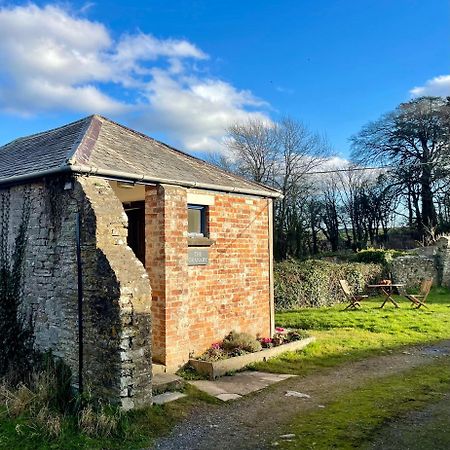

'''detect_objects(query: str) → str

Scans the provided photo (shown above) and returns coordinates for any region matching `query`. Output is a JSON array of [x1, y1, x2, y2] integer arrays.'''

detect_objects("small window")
[[188, 204, 207, 237]]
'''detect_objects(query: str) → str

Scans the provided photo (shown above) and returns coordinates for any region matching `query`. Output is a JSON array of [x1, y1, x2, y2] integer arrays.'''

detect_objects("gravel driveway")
[[152, 340, 450, 450]]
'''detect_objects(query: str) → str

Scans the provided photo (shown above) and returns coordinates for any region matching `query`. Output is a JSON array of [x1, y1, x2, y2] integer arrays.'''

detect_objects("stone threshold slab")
[[189, 336, 315, 380], [153, 391, 187, 405], [189, 371, 296, 401], [153, 373, 184, 395]]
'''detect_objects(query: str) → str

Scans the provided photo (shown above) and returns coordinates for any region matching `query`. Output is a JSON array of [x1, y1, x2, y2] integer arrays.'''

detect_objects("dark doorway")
[[124, 201, 145, 264]]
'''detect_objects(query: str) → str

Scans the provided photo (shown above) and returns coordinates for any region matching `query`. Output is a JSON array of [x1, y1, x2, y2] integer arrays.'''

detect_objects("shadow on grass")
[[254, 288, 450, 376]]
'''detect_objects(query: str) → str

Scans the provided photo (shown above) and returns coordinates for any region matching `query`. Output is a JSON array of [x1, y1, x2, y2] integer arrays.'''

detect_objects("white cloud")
[[114, 33, 208, 67], [0, 5, 112, 82], [0, 4, 119, 113], [0, 80, 126, 116], [0, 3, 270, 152], [140, 70, 269, 151], [410, 75, 450, 97]]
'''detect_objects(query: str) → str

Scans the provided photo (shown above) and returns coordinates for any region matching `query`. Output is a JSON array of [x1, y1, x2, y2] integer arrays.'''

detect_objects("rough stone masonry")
[[0, 175, 152, 409], [391, 236, 450, 289]]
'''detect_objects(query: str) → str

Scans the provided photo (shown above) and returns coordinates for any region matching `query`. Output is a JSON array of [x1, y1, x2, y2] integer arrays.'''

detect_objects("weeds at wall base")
[[0, 355, 124, 441]]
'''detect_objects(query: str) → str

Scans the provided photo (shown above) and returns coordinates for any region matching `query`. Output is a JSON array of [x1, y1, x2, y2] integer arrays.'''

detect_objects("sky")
[[0, 0, 448, 159]]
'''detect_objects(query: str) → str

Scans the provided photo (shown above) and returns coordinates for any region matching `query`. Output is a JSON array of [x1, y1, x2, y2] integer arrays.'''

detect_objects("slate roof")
[[0, 115, 281, 197]]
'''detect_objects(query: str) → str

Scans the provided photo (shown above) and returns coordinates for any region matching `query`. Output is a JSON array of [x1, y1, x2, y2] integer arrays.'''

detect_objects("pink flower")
[[211, 342, 222, 350], [260, 337, 273, 344], [275, 327, 286, 333]]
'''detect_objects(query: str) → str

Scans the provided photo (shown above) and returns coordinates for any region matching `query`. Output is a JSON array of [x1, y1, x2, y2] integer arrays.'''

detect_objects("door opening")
[[123, 201, 145, 264]]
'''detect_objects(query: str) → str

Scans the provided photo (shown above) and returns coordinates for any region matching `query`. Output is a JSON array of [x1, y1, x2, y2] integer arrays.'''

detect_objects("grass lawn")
[[253, 287, 450, 375], [278, 358, 450, 449], [254, 287, 450, 449]]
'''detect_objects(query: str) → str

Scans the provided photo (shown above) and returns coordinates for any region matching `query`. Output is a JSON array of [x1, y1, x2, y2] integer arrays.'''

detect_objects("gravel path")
[[153, 341, 450, 450]]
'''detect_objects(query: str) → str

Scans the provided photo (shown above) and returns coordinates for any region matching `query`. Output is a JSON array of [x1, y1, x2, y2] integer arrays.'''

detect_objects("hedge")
[[274, 259, 384, 310], [352, 248, 407, 267]]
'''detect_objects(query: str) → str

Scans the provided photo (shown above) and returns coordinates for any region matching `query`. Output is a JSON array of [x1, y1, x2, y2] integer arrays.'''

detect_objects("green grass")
[[2, 288, 449, 449], [0, 385, 218, 450], [278, 359, 450, 449], [254, 287, 450, 375]]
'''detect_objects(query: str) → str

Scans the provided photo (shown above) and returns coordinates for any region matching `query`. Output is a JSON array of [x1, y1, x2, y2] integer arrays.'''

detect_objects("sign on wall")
[[188, 248, 209, 266]]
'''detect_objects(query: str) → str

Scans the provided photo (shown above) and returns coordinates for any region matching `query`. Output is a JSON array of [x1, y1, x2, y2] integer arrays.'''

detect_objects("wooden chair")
[[405, 279, 432, 309], [339, 279, 368, 310]]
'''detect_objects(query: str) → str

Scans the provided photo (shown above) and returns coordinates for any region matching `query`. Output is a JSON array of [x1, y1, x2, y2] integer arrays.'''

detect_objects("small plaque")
[[188, 248, 209, 266]]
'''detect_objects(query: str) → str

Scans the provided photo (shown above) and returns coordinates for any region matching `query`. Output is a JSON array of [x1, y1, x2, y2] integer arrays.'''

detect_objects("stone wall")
[[0, 176, 152, 409], [391, 255, 438, 289], [146, 185, 272, 370], [437, 236, 450, 288], [391, 235, 450, 290]]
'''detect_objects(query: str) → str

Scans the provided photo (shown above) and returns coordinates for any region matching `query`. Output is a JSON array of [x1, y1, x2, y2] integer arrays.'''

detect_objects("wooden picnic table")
[[367, 283, 405, 308]]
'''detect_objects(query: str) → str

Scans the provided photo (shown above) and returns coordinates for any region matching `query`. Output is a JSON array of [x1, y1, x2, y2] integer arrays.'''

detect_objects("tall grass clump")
[[0, 353, 123, 439]]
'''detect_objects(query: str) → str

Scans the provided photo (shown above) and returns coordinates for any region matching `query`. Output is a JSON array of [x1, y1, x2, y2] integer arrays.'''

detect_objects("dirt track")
[[153, 340, 450, 450]]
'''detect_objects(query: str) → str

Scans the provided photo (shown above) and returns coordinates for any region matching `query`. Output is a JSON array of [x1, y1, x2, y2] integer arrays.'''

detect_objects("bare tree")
[[318, 176, 341, 252], [224, 119, 278, 184], [272, 118, 331, 258], [206, 151, 238, 174], [222, 116, 331, 259]]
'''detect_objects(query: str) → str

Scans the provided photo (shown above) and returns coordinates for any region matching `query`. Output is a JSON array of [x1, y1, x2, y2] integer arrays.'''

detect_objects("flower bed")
[[189, 329, 314, 380], [197, 328, 307, 362]]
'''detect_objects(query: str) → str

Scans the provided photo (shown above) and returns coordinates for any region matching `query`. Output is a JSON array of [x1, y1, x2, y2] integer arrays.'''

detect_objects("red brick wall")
[[145, 185, 166, 363], [145, 184, 272, 369]]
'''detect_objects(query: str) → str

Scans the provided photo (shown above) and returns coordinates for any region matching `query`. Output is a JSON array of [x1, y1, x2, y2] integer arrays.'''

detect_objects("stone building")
[[0, 115, 280, 408]]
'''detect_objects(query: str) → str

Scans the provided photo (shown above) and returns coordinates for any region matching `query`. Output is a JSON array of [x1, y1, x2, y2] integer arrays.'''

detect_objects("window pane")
[[188, 208, 202, 234]]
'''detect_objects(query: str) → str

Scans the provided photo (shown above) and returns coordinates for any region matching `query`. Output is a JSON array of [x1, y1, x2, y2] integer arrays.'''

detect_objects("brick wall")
[[0, 176, 152, 409], [146, 185, 272, 370]]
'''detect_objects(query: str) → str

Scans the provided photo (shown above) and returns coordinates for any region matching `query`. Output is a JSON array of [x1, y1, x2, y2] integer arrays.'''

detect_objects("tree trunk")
[[420, 164, 437, 242]]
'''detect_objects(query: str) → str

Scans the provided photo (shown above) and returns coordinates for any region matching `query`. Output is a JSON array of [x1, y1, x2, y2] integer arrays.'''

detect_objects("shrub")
[[222, 331, 262, 353], [198, 346, 228, 361], [196, 328, 309, 360], [352, 248, 407, 267], [275, 259, 384, 310]]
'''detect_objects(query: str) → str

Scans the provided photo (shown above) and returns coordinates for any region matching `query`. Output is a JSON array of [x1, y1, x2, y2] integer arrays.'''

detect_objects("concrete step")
[[153, 391, 187, 405], [153, 372, 185, 395], [152, 363, 167, 374]]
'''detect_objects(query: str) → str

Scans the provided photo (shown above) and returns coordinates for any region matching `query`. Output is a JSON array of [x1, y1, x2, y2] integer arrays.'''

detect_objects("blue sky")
[[0, 0, 448, 158]]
